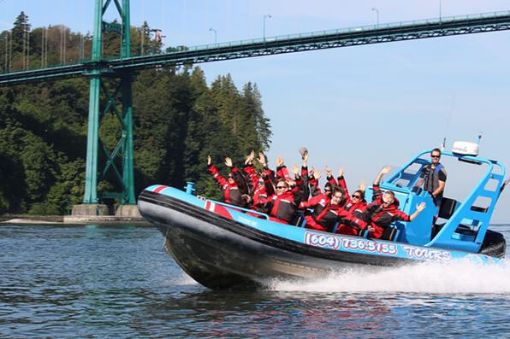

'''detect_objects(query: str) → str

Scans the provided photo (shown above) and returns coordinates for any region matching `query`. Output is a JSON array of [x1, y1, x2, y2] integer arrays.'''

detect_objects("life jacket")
[[359, 201, 410, 239], [227, 186, 243, 206], [208, 164, 244, 207], [252, 185, 268, 211], [335, 200, 367, 235], [314, 203, 346, 231], [269, 191, 297, 224], [344, 200, 367, 212], [423, 163, 445, 196], [242, 164, 259, 194], [299, 193, 330, 218], [347, 184, 409, 239]]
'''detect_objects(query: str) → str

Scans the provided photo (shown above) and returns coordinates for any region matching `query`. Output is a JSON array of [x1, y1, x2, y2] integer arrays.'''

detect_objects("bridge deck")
[[1, 10, 510, 85]]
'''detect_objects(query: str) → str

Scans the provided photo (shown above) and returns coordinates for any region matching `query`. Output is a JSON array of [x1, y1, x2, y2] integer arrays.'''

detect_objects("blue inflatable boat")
[[138, 143, 507, 289]]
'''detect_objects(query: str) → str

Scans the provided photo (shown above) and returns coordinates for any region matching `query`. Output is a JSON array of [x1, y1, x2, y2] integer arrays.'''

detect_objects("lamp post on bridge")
[[371, 7, 379, 25], [209, 27, 217, 43], [23, 22, 30, 70], [140, 24, 147, 55], [263, 14, 271, 40], [79, 34, 84, 61], [3, 32, 8, 72]]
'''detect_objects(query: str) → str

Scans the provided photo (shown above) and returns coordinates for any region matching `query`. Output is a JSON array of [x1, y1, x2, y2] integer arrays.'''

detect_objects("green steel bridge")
[[1, 0, 510, 214]]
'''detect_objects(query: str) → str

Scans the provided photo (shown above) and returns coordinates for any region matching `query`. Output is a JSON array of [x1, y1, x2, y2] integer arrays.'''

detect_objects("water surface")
[[1, 224, 509, 337]]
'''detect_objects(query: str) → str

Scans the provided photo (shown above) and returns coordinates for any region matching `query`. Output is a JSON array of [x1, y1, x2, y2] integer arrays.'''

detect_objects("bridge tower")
[[73, 0, 137, 216]]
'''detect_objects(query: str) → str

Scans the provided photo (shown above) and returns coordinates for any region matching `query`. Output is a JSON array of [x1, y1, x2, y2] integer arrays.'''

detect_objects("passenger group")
[[207, 148, 446, 240]]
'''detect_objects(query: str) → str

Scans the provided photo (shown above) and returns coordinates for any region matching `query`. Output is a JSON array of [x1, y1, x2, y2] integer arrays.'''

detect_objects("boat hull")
[[140, 190, 410, 288], [138, 186, 503, 289]]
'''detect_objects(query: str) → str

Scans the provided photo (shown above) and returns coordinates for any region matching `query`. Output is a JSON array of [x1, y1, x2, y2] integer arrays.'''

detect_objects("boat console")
[[374, 143, 506, 255]]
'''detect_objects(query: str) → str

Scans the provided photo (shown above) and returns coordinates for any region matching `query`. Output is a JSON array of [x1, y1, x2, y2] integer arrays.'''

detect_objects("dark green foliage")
[[0, 13, 272, 214], [11, 12, 30, 55]]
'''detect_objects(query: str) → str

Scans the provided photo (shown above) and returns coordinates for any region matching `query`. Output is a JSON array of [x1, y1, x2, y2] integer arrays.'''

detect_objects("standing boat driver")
[[417, 148, 447, 207]]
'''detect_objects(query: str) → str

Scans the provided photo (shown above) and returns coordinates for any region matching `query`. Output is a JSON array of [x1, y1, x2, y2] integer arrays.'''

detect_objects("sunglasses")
[[352, 194, 361, 199], [276, 186, 286, 189], [431, 155, 441, 158]]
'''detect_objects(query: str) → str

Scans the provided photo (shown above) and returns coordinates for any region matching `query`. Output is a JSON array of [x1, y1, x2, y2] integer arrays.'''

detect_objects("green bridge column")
[[83, 73, 101, 204], [121, 74, 136, 205], [73, 0, 109, 216], [82, 0, 104, 207], [120, 0, 136, 206]]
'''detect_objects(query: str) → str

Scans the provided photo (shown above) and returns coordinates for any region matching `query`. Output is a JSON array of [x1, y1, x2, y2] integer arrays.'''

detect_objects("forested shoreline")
[[0, 12, 272, 215]]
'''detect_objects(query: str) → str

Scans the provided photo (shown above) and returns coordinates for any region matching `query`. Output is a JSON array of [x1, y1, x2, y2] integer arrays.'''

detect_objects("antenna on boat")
[[477, 133, 482, 145], [441, 137, 446, 151]]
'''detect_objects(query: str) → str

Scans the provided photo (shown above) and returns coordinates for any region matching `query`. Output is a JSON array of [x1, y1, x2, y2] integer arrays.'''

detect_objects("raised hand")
[[410, 201, 427, 221], [358, 181, 366, 192], [224, 157, 233, 168], [325, 167, 332, 177], [380, 166, 391, 176], [242, 194, 252, 204], [258, 152, 267, 166], [313, 169, 321, 180], [374, 165, 391, 185], [276, 156, 285, 167], [338, 168, 344, 178], [207, 155, 212, 166], [245, 150, 255, 165], [292, 163, 299, 176]]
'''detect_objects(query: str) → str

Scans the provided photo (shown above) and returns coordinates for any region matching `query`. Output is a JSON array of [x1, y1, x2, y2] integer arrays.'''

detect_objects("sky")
[[1, 0, 510, 221]]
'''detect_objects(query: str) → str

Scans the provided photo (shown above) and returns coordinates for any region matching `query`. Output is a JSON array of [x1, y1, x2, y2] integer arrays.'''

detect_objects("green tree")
[[11, 11, 30, 54], [241, 83, 272, 152], [0, 14, 272, 214]]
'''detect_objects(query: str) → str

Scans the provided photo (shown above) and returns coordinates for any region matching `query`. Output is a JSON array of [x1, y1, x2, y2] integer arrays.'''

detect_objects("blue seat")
[[331, 222, 340, 233], [294, 211, 307, 227]]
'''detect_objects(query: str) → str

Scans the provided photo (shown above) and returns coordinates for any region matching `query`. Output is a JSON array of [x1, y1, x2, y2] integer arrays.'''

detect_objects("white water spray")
[[174, 272, 199, 286], [269, 260, 510, 294]]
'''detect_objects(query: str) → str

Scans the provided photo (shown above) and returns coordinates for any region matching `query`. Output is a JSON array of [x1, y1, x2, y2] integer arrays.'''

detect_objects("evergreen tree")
[[244, 83, 272, 151], [11, 11, 30, 54]]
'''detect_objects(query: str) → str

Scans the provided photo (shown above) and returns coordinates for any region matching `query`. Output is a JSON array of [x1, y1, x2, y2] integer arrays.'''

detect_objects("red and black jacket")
[[263, 190, 298, 224], [251, 184, 268, 211], [349, 185, 410, 239], [242, 164, 260, 194], [208, 164, 244, 207], [327, 174, 351, 208], [299, 193, 330, 218], [305, 203, 349, 232]]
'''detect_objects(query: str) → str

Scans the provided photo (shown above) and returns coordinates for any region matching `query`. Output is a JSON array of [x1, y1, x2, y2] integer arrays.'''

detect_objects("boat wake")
[[174, 272, 199, 286], [266, 259, 510, 294]]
